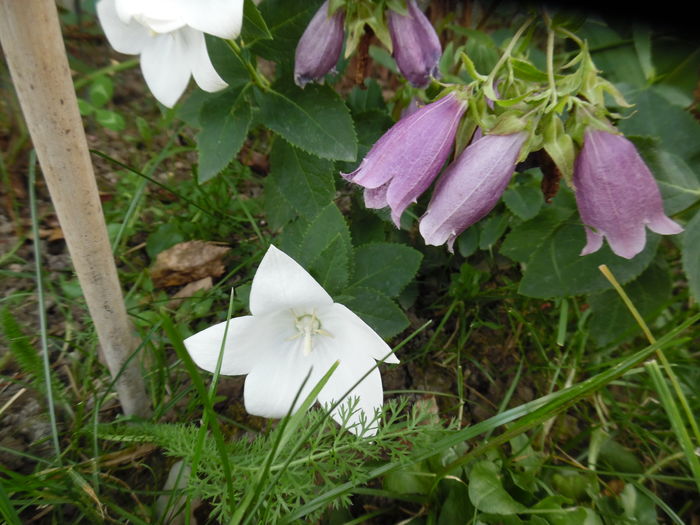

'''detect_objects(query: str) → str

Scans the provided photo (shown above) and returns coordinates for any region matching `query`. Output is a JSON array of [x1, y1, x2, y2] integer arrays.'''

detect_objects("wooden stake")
[[0, 0, 150, 417]]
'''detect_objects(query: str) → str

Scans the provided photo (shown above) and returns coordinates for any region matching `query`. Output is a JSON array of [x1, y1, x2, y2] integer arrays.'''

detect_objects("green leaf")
[[241, 0, 272, 44], [618, 89, 700, 169], [457, 227, 479, 257], [146, 223, 186, 259], [252, 0, 323, 63], [438, 480, 474, 525], [267, 140, 335, 219], [339, 286, 409, 339], [292, 204, 352, 293], [351, 243, 422, 297], [205, 35, 250, 87], [501, 190, 576, 263], [255, 83, 357, 161], [383, 462, 433, 496], [89, 76, 113, 107], [631, 136, 700, 214], [196, 87, 252, 182], [94, 109, 125, 131], [503, 183, 544, 221], [468, 460, 527, 515], [588, 263, 672, 347], [518, 223, 660, 298], [682, 209, 700, 302], [264, 176, 297, 230], [478, 212, 510, 249]]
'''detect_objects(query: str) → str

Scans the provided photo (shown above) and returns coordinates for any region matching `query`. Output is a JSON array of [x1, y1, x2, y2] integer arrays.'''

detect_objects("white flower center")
[[290, 310, 332, 356]]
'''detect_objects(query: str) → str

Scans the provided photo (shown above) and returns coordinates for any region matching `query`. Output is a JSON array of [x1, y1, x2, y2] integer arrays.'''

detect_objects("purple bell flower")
[[387, 0, 442, 88], [574, 129, 683, 259], [341, 93, 467, 226], [420, 132, 527, 251], [294, 1, 345, 88]]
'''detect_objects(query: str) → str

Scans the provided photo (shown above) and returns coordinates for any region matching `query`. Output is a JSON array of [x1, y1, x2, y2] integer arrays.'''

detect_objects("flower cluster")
[[96, 0, 244, 107], [185, 245, 398, 437], [341, 93, 683, 257], [294, 0, 442, 88]]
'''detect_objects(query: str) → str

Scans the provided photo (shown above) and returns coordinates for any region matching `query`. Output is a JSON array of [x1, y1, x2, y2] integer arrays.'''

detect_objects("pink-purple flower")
[[387, 0, 442, 88], [419, 132, 527, 251], [341, 93, 467, 226], [294, 1, 345, 87], [573, 129, 683, 259]]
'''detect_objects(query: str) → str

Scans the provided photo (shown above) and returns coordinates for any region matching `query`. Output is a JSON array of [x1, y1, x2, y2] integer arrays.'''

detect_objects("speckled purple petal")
[[294, 1, 345, 87], [574, 129, 683, 259], [341, 93, 466, 198], [419, 132, 527, 251], [387, 0, 442, 88]]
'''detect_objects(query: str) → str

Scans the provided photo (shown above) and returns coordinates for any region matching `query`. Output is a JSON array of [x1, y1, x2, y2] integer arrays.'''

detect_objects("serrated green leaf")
[[339, 286, 408, 339], [264, 176, 297, 230], [630, 136, 700, 215], [267, 140, 335, 219], [255, 84, 357, 161], [205, 35, 250, 87], [196, 87, 252, 182], [618, 89, 700, 169], [241, 0, 272, 45], [501, 189, 576, 262], [682, 209, 700, 302], [518, 222, 660, 298], [479, 212, 510, 249], [311, 235, 350, 293], [292, 204, 353, 292], [503, 183, 544, 221], [351, 243, 422, 297], [468, 460, 527, 515], [588, 263, 672, 347], [251, 0, 323, 63]]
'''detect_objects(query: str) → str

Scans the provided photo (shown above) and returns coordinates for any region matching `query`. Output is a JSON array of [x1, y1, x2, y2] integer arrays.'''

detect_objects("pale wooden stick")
[[0, 0, 150, 417]]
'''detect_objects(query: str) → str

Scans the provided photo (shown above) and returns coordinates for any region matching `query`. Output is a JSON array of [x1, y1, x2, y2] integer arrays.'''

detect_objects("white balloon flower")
[[96, 0, 244, 107], [184, 245, 399, 437]]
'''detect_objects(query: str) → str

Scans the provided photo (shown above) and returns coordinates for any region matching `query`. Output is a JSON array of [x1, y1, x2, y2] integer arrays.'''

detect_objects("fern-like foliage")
[[97, 398, 445, 522]]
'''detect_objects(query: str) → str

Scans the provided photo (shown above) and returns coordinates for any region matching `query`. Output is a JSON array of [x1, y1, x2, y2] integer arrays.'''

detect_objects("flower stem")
[[226, 39, 270, 91], [484, 15, 535, 99], [545, 18, 558, 111], [73, 58, 139, 90]]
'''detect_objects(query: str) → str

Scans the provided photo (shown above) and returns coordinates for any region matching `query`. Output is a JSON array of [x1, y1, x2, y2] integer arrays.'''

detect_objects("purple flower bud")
[[420, 132, 527, 251], [342, 93, 467, 226], [387, 0, 442, 88], [294, 1, 345, 88], [574, 129, 683, 259]]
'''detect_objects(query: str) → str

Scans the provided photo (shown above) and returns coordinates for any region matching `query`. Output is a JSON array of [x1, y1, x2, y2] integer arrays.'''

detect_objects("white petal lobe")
[[139, 32, 192, 107], [250, 245, 333, 316]]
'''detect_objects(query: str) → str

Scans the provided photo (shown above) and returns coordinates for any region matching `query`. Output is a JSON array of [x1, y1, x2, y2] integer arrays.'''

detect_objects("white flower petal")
[[316, 355, 384, 437], [249, 245, 333, 316], [179, 0, 244, 39], [97, 0, 151, 55], [181, 28, 228, 93], [184, 311, 292, 376], [139, 32, 191, 107], [113, 0, 140, 23], [116, 0, 186, 32], [320, 303, 399, 364], [244, 344, 337, 418]]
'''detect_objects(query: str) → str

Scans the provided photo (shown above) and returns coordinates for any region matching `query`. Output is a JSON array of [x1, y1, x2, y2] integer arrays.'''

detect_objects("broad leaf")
[[518, 222, 660, 298], [468, 460, 526, 515], [267, 141, 335, 219], [241, 0, 272, 45], [339, 286, 409, 339], [351, 243, 422, 298], [197, 87, 252, 182], [682, 209, 700, 301], [255, 83, 357, 161], [588, 263, 672, 347]]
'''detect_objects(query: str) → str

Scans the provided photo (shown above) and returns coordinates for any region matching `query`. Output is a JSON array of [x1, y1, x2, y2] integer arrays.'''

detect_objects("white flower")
[[184, 245, 399, 436], [96, 0, 244, 107]]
